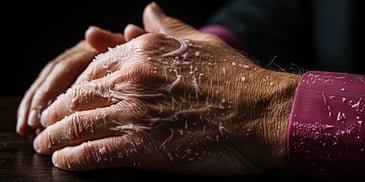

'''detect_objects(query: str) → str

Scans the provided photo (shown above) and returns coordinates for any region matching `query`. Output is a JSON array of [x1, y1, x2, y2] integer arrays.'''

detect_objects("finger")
[[51, 135, 148, 171], [40, 81, 112, 127], [124, 24, 146, 41], [17, 62, 55, 135], [34, 107, 116, 154], [85, 26, 125, 52], [16, 41, 97, 135], [40, 69, 136, 127], [142, 2, 199, 39], [73, 51, 123, 84], [34, 99, 149, 155], [26, 41, 98, 128], [74, 36, 156, 84]]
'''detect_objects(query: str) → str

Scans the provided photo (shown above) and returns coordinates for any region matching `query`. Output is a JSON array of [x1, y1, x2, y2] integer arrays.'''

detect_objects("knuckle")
[[69, 82, 109, 110], [112, 63, 153, 85], [128, 63, 154, 83], [45, 128, 57, 151], [95, 55, 120, 70], [81, 141, 111, 167], [69, 83, 88, 110], [66, 112, 84, 139], [78, 142, 97, 168], [135, 33, 179, 52], [115, 98, 147, 118]]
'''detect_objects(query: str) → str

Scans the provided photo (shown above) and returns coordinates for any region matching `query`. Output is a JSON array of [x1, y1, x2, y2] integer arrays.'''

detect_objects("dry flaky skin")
[[16, 27, 126, 135], [16, 2, 302, 176], [33, 31, 300, 175], [16, 40, 98, 134]]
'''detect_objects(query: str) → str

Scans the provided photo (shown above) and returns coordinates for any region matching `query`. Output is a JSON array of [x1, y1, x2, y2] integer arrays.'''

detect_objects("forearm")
[[260, 71, 300, 170]]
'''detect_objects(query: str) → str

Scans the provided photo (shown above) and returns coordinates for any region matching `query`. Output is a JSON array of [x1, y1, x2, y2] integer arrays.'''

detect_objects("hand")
[[16, 26, 126, 135], [33, 3, 300, 175]]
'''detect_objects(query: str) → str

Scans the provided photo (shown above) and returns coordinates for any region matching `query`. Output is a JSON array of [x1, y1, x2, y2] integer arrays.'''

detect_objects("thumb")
[[142, 2, 200, 38]]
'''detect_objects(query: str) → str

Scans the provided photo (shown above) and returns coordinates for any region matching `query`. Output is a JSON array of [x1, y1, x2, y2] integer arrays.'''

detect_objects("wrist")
[[236, 70, 300, 171], [262, 71, 300, 170]]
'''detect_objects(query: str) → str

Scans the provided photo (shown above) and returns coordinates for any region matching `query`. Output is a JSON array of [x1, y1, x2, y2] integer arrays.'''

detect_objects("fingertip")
[[16, 116, 25, 134], [52, 151, 60, 168], [33, 133, 53, 155], [16, 102, 27, 135], [85, 25, 125, 52], [16, 116, 35, 135], [146, 1, 165, 17], [124, 24, 145, 41], [51, 148, 76, 170], [85, 25, 105, 39], [143, 2, 164, 33]]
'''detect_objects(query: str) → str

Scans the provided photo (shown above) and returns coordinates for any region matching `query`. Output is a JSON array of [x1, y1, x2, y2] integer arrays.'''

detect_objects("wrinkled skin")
[[17, 26, 126, 135], [18, 3, 300, 175]]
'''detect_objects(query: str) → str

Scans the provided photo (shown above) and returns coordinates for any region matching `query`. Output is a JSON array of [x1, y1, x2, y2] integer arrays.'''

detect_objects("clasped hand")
[[17, 3, 300, 175]]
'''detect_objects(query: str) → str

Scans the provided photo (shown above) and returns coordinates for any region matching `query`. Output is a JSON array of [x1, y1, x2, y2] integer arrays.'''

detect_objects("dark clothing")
[[205, 0, 363, 74]]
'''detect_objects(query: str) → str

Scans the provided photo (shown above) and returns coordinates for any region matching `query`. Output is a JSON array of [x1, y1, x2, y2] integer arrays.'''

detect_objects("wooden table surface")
[[0, 97, 311, 181]]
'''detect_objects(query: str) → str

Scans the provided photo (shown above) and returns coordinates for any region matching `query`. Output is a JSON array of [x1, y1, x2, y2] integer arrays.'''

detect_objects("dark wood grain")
[[0, 97, 311, 181]]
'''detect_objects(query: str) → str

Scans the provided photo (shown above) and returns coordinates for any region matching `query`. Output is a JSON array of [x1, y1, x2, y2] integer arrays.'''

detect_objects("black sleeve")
[[204, 0, 313, 70]]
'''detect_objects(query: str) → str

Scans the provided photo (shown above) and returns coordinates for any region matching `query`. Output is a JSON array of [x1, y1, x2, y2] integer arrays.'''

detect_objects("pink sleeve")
[[199, 25, 246, 51], [287, 71, 365, 179]]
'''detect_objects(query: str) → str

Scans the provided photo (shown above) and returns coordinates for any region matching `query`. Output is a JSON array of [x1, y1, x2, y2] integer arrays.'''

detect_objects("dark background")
[[3, 0, 227, 96]]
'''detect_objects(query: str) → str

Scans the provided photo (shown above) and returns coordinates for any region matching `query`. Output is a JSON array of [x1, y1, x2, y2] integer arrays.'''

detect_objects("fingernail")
[[16, 116, 23, 134], [28, 110, 39, 127], [33, 136, 41, 153], [52, 151, 59, 167], [41, 108, 48, 127]]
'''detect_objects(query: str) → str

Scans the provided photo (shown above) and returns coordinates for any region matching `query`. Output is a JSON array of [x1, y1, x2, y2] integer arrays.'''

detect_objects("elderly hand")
[[33, 3, 300, 175], [16, 26, 126, 135]]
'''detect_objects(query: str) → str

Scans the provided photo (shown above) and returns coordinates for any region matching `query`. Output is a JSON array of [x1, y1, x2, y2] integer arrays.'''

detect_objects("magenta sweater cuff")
[[288, 71, 365, 179], [199, 25, 245, 51]]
